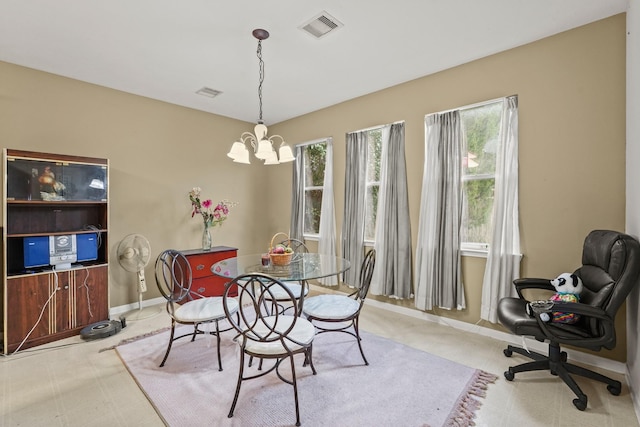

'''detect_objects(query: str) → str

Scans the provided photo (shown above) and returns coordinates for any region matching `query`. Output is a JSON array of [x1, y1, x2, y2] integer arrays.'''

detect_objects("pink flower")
[[188, 188, 236, 229]]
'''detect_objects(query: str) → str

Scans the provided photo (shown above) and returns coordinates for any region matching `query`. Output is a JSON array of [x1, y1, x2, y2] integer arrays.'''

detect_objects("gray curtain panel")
[[414, 111, 466, 311], [371, 122, 412, 298], [481, 95, 521, 322], [317, 141, 338, 286], [341, 131, 368, 287]]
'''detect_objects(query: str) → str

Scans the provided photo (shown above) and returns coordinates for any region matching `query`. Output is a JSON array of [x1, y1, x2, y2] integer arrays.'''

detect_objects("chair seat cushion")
[[174, 296, 238, 323], [263, 281, 309, 301], [244, 315, 315, 355], [303, 294, 359, 320]]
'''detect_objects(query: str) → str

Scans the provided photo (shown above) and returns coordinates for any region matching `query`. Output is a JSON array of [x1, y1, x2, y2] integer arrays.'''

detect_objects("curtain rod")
[[429, 94, 517, 116], [349, 120, 405, 135]]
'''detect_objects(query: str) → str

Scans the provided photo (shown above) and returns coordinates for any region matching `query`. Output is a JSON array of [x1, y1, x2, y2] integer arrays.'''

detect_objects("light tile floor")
[[1, 301, 638, 427]]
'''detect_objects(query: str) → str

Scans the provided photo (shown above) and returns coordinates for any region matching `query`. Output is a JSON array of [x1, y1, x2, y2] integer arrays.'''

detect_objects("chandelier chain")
[[257, 40, 264, 122]]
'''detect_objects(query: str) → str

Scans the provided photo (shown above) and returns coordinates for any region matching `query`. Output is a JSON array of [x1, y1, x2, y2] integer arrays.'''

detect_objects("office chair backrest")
[[357, 249, 376, 301], [155, 249, 193, 304], [575, 230, 640, 345]]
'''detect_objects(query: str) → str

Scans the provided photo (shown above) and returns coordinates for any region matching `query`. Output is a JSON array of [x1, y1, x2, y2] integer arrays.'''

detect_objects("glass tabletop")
[[211, 253, 350, 281]]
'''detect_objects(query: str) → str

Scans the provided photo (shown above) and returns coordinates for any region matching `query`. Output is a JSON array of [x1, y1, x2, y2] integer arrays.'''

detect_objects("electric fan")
[[117, 233, 159, 320]]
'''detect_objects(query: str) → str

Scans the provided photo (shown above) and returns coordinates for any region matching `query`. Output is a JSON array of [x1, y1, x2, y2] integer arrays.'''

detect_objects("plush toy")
[[527, 273, 583, 323]]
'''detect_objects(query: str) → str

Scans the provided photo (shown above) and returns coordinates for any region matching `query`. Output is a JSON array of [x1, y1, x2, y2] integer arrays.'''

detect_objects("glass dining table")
[[211, 252, 351, 283]]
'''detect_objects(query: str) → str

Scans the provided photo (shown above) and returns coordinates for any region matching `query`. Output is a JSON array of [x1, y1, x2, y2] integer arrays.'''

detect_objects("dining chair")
[[264, 238, 310, 314], [155, 249, 239, 371], [223, 273, 316, 427], [302, 249, 376, 365]]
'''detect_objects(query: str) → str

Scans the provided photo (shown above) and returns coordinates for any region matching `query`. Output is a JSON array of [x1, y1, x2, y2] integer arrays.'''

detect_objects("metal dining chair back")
[[302, 249, 376, 365], [222, 273, 317, 427], [155, 249, 238, 370]]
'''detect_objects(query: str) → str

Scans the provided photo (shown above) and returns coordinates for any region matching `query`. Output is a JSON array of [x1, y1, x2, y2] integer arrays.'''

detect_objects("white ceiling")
[[0, 0, 629, 124]]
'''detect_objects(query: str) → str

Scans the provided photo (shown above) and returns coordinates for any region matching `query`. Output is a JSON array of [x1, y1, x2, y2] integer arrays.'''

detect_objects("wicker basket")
[[269, 232, 293, 266]]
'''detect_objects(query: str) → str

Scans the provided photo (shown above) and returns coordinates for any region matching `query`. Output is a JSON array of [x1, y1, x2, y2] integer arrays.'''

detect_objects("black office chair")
[[497, 230, 640, 410], [302, 249, 376, 365]]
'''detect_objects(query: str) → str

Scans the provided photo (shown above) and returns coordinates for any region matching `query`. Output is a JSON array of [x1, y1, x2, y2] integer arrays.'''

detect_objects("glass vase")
[[202, 224, 212, 251]]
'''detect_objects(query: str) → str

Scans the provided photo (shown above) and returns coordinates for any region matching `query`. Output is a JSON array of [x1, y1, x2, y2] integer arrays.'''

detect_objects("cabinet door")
[[6, 274, 57, 348], [74, 265, 109, 326]]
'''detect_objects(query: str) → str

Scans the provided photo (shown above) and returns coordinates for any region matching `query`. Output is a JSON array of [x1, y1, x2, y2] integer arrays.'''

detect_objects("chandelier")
[[227, 29, 295, 165]]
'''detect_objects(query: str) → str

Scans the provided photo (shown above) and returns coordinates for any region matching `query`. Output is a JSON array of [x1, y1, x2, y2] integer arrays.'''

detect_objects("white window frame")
[[301, 139, 328, 241], [459, 99, 503, 257], [364, 127, 383, 244]]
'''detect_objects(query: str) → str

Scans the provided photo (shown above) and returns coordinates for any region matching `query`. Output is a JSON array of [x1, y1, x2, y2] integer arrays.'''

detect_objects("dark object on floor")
[[80, 318, 125, 340]]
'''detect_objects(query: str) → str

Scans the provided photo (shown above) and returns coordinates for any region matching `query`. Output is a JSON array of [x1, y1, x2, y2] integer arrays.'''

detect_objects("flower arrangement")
[[188, 187, 234, 228]]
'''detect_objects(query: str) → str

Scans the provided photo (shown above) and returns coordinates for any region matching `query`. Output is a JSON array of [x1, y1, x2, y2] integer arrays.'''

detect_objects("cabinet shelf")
[[7, 229, 107, 238], [7, 200, 107, 205]]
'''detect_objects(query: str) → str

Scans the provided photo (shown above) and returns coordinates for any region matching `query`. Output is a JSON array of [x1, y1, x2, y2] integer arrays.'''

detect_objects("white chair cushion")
[[303, 295, 359, 320], [174, 296, 238, 323], [263, 281, 309, 301], [243, 315, 315, 355]]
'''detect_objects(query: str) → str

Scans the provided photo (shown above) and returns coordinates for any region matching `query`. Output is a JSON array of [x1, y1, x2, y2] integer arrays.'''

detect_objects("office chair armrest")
[[546, 301, 608, 320], [514, 278, 555, 299], [535, 301, 614, 345]]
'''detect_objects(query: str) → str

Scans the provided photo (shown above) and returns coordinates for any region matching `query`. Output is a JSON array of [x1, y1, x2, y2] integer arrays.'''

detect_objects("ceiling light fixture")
[[227, 29, 294, 165]]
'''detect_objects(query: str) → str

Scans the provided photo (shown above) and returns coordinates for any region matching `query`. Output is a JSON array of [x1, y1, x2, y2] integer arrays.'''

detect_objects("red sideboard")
[[181, 246, 238, 297]]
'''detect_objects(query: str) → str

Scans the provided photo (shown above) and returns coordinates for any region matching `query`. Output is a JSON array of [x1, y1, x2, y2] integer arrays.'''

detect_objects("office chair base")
[[502, 342, 621, 411]]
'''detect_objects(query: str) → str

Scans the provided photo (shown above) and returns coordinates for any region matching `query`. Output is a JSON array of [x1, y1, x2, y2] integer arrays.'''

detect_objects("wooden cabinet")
[[1, 149, 109, 354], [182, 246, 238, 298]]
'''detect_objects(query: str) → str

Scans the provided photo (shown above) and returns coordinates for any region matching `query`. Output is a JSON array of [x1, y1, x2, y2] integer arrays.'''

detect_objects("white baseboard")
[[111, 287, 639, 423], [109, 296, 165, 316], [309, 284, 627, 375], [111, 288, 626, 375]]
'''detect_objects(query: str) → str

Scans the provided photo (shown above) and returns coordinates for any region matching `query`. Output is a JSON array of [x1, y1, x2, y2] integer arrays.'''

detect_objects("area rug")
[[115, 326, 497, 427]]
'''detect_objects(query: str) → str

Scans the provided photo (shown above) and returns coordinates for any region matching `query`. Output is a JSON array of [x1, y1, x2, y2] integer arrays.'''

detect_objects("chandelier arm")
[[267, 135, 286, 145], [240, 132, 258, 151]]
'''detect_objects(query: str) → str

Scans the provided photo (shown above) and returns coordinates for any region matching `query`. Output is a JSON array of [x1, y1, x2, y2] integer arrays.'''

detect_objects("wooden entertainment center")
[[1, 149, 109, 354]]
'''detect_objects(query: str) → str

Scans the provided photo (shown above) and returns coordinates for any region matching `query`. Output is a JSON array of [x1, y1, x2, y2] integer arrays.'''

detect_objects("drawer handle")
[[196, 264, 205, 271], [197, 287, 205, 293]]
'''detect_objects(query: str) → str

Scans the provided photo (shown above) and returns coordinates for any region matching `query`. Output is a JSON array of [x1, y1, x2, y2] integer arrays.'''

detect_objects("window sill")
[[461, 248, 488, 258]]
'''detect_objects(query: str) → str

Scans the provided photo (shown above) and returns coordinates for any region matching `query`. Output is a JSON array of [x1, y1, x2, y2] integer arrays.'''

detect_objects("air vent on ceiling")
[[196, 87, 222, 98], [299, 11, 343, 39]]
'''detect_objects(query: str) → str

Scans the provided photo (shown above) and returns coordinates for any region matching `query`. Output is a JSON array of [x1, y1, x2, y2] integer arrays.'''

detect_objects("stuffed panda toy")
[[530, 273, 584, 323]]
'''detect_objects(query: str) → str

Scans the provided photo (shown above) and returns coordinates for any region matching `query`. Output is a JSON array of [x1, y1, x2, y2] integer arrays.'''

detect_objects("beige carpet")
[[115, 325, 497, 427]]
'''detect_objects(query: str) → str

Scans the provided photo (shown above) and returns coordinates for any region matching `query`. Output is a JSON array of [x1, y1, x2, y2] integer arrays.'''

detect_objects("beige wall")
[[0, 62, 287, 309], [269, 14, 628, 361], [0, 15, 627, 361]]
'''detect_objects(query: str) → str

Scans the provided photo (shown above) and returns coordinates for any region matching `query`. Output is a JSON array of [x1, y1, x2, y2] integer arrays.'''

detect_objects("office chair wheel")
[[607, 384, 621, 396], [504, 369, 514, 381], [503, 348, 513, 357], [572, 397, 587, 411]]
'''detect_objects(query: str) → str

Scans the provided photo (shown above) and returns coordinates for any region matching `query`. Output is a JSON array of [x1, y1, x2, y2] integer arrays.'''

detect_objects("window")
[[460, 101, 502, 252], [302, 142, 327, 237], [364, 128, 382, 242]]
